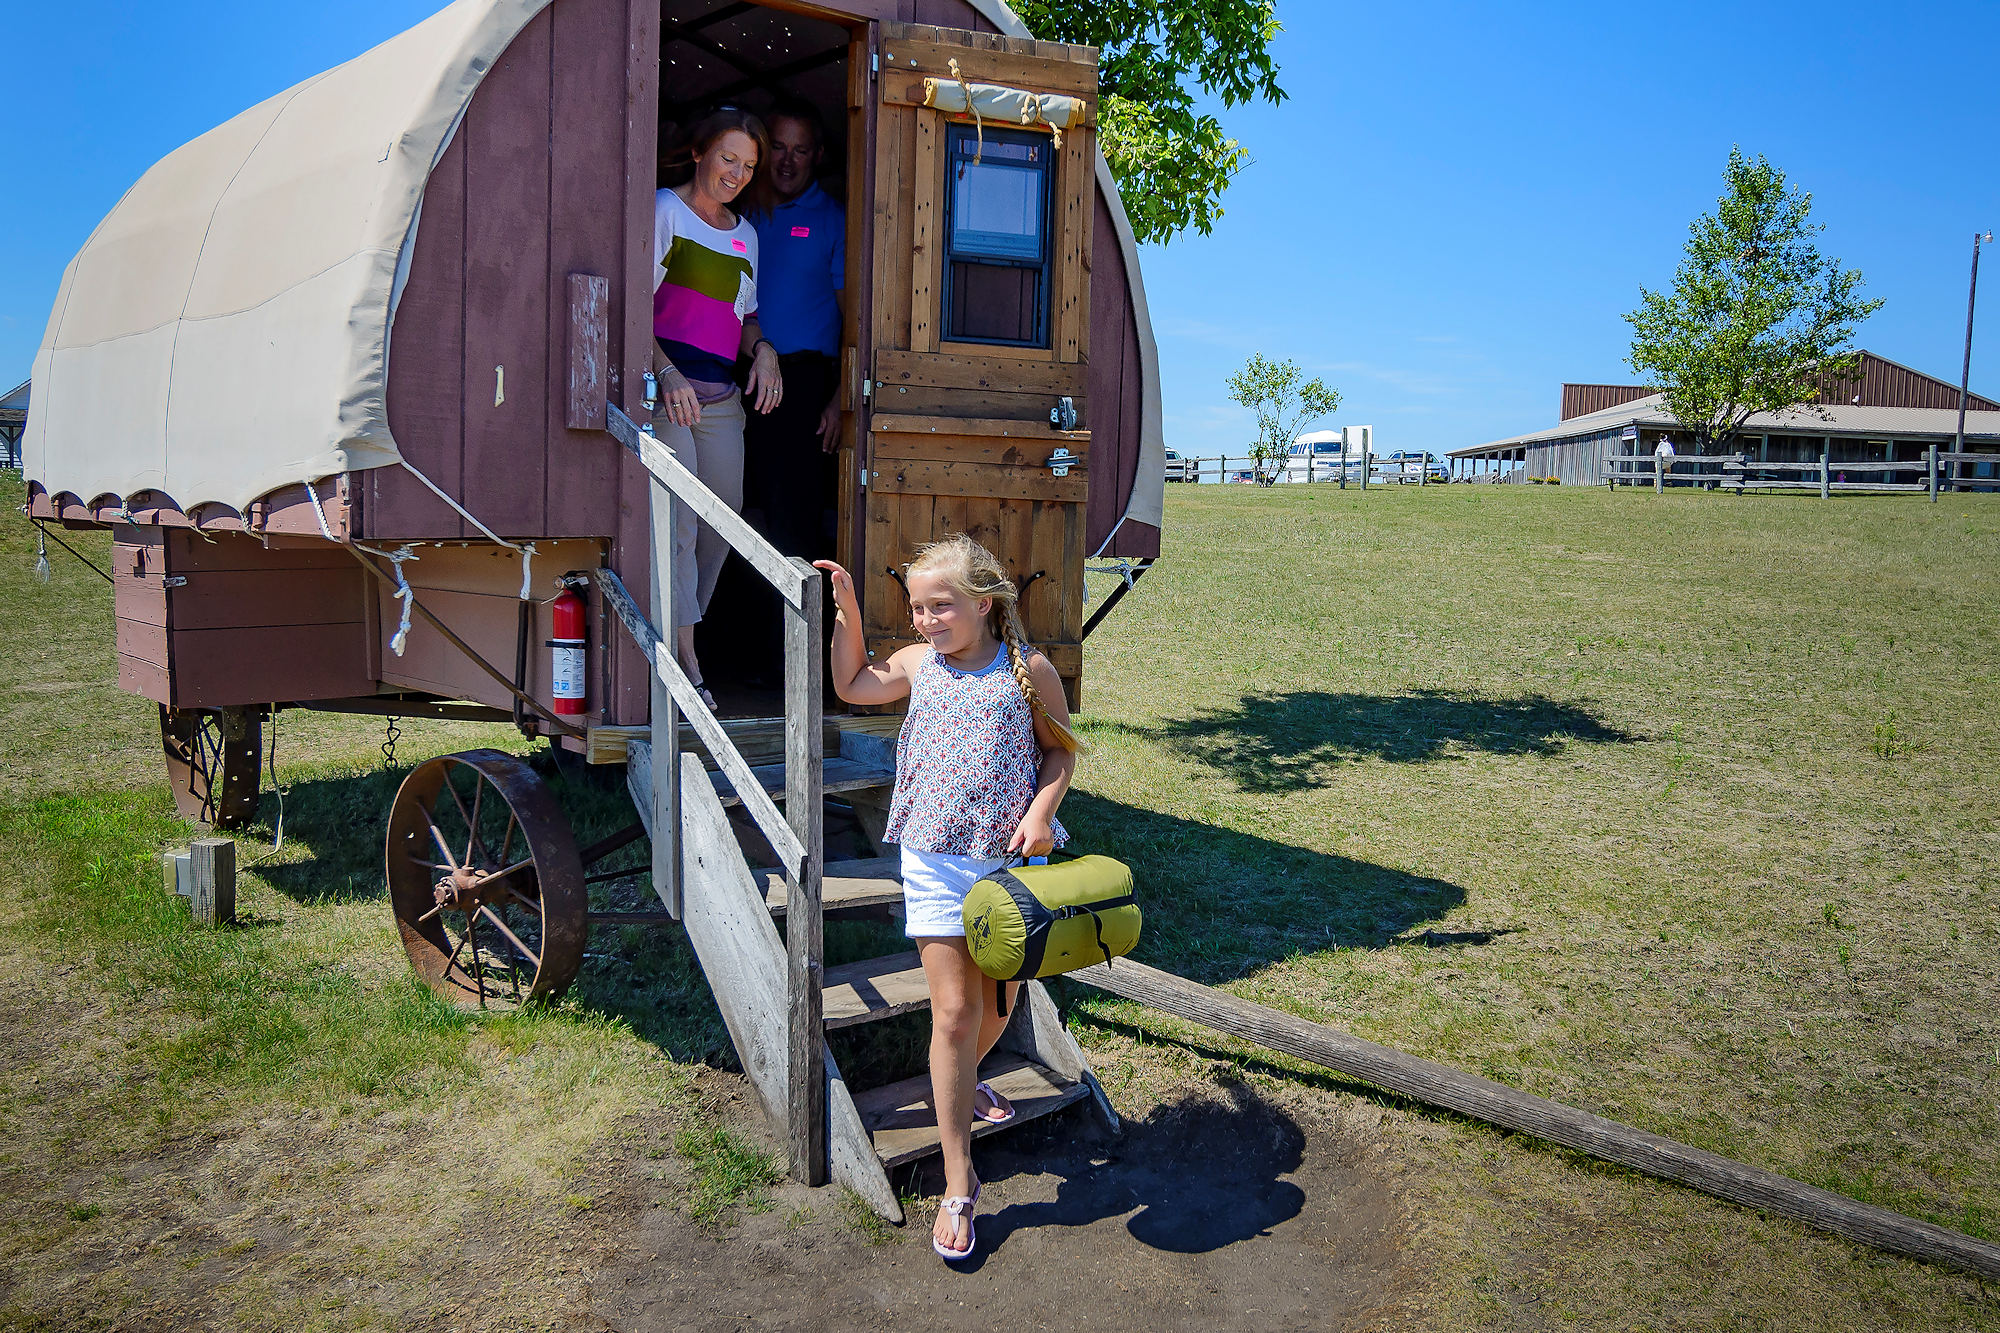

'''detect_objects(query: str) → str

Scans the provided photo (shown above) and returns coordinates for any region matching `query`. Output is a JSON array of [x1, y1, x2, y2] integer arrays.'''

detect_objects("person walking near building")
[[747, 99, 845, 559]]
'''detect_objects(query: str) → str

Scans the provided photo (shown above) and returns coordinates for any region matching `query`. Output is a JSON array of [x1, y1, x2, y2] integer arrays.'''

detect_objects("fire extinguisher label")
[[552, 642, 586, 709]]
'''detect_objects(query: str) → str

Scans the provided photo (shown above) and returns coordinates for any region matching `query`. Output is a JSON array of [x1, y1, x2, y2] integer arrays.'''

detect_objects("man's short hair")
[[767, 97, 826, 152]]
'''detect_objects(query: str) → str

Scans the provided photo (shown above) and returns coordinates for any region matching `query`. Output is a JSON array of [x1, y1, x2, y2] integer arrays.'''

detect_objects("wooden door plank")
[[875, 37, 1098, 94], [874, 348, 1087, 396], [1054, 124, 1092, 363], [909, 112, 941, 354], [871, 413, 1088, 442], [1025, 497, 1069, 646], [871, 433, 1087, 467], [874, 459, 1085, 504], [871, 105, 916, 354], [870, 385, 1081, 424]]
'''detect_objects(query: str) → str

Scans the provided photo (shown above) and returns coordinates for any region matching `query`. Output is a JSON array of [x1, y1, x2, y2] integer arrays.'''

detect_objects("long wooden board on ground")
[[1069, 958, 2000, 1281]]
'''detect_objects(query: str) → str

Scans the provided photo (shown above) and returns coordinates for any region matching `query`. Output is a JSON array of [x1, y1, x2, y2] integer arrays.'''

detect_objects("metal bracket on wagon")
[[1046, 448, 1077, 477]]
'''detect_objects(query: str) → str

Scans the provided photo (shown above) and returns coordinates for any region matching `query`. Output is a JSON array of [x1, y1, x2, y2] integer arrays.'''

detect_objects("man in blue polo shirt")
[[746, 99, 845, 561]]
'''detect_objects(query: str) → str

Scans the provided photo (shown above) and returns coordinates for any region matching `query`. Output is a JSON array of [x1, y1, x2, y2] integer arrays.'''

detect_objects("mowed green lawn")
[[1, 471, 1997, 1330]]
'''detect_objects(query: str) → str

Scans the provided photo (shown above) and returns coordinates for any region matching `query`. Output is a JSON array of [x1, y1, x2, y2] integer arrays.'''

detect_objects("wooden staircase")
[[624, 723, 1117, 1223]]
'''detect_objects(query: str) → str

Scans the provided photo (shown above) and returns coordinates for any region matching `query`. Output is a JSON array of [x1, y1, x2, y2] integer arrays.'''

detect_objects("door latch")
[[1047, 448, 1076, 478], [1049, 396, 1078, 431], [163, 576, 188, 589]]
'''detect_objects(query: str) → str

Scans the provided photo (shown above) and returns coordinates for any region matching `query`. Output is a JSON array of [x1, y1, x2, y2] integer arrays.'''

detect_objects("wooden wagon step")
[[823, 949, 930, 1028], [850, 1054, 1090, 1168], [708, 756, 895, 808], [758, 856, 903, 917]]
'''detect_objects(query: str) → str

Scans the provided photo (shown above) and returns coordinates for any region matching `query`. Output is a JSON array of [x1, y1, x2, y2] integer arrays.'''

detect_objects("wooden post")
[[783, 558, 827, 1187], [1929, 442, 1940, 502], [647, 471, 683, 918], [1654, 453, 1663, 494], [189, 837, 235, 927], [1821, 437, 1831, 499], [1359, 446, 1369, 491]]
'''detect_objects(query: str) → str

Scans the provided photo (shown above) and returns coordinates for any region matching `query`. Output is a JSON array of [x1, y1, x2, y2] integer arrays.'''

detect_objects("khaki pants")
[[656, 389, 745, 628]]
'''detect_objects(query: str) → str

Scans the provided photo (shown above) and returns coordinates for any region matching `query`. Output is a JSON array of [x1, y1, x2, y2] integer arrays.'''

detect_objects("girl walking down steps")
[[814, 535, 1081, 1263]]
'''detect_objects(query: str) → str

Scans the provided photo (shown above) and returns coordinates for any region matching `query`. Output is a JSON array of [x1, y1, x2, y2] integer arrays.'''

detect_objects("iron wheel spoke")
[[426, 816, 460, 872], [477, 905, 542, 971], [443, 771, 480, 865]]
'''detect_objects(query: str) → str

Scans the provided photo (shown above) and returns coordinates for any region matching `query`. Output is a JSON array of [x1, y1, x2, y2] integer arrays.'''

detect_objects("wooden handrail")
[[606, 401, 826, 1187], [607, 404, 805, 608], [595, 566, 808, 879]]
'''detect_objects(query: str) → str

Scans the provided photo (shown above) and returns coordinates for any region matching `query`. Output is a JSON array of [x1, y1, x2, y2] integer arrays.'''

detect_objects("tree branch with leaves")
[[1014, 0, 1285, 243], [1625, 147, 1883, 455], [1227, 354, 1340, 485]]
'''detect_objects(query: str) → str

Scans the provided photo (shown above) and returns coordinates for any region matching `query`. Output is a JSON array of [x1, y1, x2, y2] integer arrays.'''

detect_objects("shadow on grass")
[[1059, 790, 1468, 986], [913, 1080, 1305, 1264], [1111, 689, 1639, 793], [241, 755, 1473, 1085]]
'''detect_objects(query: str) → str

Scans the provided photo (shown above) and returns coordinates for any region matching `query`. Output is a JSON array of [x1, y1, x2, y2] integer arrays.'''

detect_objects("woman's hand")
[[746, 342, 783, 415], [657, 366, 701, 429], [1008, 812, 1055, 860], [811, 560, 860, 618]]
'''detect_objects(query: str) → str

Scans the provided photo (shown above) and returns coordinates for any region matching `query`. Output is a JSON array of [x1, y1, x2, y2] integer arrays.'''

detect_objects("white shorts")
[[900, 847, 1046, 939]]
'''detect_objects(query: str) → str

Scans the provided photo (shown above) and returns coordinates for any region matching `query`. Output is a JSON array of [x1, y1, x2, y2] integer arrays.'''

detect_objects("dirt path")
[[582, 1083, 1409, 1332]]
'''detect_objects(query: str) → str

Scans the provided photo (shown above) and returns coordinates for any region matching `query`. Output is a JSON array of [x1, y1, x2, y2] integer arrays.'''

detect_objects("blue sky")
[[3, 0, 1995, 457]]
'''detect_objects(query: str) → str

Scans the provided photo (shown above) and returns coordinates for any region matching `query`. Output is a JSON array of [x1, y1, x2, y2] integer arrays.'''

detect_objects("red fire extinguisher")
[[550, 579, 588, 716]]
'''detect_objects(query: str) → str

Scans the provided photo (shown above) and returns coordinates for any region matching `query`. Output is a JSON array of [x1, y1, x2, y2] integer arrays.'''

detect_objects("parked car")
[[1226, 469, 1258, 485], [1163, 448, 1199, 482], [1280, 436, 1356, 483], [1381, 450, 1449, 483]]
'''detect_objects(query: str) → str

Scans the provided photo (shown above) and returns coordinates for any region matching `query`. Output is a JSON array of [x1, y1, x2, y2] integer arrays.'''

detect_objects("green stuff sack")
[[963, 856, 1141, 1008]]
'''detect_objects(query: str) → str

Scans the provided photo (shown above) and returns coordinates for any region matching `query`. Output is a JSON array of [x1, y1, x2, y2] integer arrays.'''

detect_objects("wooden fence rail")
[[1606, 450, 1999, 498]]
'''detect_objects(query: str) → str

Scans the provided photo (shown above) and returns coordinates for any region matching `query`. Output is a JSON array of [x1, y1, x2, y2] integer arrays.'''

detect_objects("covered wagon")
[[23, 0, 1159, 1214]]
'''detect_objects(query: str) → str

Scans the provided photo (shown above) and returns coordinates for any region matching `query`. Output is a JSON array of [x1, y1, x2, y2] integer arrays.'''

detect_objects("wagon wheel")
[[385, 749, 586, 1008], [159, 705, 262, 829]]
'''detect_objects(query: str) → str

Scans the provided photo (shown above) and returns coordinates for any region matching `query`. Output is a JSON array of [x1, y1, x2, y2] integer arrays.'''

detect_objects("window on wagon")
[[943, 125, 1053, 348]]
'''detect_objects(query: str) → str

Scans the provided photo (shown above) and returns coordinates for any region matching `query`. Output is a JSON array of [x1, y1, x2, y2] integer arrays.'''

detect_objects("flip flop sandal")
[[973, 1081, 1016, 1125], [933, 1194, 977, 1263]]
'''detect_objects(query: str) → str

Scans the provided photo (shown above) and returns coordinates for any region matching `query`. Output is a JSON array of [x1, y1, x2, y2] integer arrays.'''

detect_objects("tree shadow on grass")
[[1058, 790, 1468, 987], [1114, 689, 1640, 794]]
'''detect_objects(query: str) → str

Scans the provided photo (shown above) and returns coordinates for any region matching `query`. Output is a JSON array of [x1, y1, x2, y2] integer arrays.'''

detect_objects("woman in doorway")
[[653, 107, 784, 708]]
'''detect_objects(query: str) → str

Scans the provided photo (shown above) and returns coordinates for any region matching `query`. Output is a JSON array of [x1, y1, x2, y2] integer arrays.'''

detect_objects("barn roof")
[[26, 0, 1163, 536], [1451, 392, 2000, 457], [25, 0, 551, 514]]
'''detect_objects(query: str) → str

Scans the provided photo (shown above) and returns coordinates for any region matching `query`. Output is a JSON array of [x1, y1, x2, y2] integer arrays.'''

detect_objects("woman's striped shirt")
[[652, 188, 759, 399]]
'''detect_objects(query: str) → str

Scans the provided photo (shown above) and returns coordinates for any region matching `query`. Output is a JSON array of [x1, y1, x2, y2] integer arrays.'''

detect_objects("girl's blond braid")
[[996, 599, 1080, 754]]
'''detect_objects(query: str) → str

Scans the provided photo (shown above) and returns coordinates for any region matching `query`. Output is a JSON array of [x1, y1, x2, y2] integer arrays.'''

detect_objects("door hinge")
[[861, 377, 873, 401], [1047, 447, 1077, 478], [163, 575, 188, 589], [871, 52, 879, 75]]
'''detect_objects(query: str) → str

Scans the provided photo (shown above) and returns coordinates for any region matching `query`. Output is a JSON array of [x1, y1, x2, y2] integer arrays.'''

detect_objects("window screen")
[[942, 125, 1053, 347]]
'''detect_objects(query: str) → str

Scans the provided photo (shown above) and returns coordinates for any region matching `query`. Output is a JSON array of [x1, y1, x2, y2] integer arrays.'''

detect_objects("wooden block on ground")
[[189, 837, 235, 927]]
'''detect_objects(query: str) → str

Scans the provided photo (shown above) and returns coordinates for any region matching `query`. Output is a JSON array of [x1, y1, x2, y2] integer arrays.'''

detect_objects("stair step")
[[758, 856, 903, 917], [822, 950, 930, 1028], [709, 756, 895, 808], [851, 1055, 1090, 1168]]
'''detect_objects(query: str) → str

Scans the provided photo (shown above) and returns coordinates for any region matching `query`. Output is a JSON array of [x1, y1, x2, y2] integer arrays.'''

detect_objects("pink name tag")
[[791, 225, 811, 238], [731, 239, 748, 254]]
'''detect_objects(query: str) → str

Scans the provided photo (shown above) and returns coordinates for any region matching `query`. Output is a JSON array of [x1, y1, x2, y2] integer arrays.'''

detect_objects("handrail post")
[[1929, 442, 1940, 503], [647, 455, 683, 918], [783, 558, 826, 1186]]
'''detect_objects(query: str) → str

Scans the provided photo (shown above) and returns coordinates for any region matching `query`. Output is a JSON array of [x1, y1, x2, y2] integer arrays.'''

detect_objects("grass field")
[[1, 472, 1997, 1329]]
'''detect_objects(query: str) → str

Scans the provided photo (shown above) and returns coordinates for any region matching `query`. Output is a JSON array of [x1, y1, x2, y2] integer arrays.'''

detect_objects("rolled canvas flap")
[[922, 77, 1085, 132]]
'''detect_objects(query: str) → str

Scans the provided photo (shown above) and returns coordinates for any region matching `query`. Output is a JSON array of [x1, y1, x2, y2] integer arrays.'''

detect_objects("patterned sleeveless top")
[[883, 644, 1070, 857]]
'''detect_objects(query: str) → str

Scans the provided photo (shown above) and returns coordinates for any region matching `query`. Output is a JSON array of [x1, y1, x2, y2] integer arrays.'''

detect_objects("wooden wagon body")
[[24, 0, 1156, 1217], [24, 0, 1165, 731]]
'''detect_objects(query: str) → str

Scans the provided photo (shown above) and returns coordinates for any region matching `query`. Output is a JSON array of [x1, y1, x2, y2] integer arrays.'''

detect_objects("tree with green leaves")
[[1014, 0, 1285, 243], [1227, 354, 1339, 485], [1625, 147, 1883, 456]]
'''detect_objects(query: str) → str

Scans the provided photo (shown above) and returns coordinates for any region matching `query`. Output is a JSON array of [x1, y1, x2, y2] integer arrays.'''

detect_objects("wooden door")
[[858, 22, 1098, 707]]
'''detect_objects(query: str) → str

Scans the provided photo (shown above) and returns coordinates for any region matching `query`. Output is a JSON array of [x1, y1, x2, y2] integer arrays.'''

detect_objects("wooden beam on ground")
[[1069, 958, 2000, 1281], [189, 837, 235, 927]]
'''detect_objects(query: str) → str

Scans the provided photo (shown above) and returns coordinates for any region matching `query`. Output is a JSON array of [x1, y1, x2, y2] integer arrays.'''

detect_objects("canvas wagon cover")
[[25, 0, 1163, 534]]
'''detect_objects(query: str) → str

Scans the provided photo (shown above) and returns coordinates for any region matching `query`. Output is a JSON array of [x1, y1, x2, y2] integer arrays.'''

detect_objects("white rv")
[[1281, 425, 1374, 482]]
